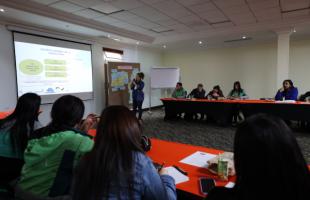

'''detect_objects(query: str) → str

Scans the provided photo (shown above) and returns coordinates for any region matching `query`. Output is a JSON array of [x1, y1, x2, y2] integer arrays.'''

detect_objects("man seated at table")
[[275, 79, 298, 101], [207, 85, 225, 100], [172, 82, 187, 98], [188, 83, 205, 99], [187, 84, 206, 120]]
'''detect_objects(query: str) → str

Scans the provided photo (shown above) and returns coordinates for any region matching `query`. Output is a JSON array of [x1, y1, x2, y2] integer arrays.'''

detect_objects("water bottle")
[[218, 154, 229, 181]]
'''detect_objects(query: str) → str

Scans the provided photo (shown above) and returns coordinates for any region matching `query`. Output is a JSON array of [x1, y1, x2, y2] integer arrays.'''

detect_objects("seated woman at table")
[[207, 85, 225, 100], [275, 79, 298, 101], [227, 81, 248, 100], [0, 93, 41, 195], [188, 83, 206, 99], [207, 114, 310, 200], [72, 106, 177, 200], [172, 82, 187, 98]]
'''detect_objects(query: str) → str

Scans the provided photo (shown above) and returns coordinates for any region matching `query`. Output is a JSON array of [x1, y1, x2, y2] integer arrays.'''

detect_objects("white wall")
[[162, 43, 278, 99], [0, 24, 163, 125], [290, 39, 310, 96]]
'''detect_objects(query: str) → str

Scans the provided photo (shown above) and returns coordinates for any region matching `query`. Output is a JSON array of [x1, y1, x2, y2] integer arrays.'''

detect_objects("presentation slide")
[[14, 41, 93, 97]]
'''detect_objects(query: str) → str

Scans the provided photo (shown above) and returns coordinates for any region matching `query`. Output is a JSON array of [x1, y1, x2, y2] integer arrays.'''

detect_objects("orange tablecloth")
[[147, 139, 235, 198], [0, 111, 11, 119]]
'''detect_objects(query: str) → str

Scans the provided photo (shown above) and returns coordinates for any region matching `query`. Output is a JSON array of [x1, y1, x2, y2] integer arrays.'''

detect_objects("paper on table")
[[179, 151, 217, 168], [164, 166, 189, 184], [225, 182, 235, 188]]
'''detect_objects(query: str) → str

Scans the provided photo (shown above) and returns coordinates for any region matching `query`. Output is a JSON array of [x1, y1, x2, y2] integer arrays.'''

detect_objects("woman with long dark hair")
[[207, 114, 310, 200], [73, 106, 176, 200], [227, 81, 248, 100], [275, 79, 298, 100], [16, 95, 94, 199], [0, 93, 41, 187]]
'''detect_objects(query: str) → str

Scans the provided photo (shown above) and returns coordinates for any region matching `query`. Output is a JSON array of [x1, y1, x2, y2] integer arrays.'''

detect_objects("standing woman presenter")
[[131, 72, 145, 122]]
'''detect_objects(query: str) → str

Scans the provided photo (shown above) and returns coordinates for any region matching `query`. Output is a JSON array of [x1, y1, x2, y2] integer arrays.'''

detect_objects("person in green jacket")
[[172, 82, 187, 98], [16, 95, 95, 199]]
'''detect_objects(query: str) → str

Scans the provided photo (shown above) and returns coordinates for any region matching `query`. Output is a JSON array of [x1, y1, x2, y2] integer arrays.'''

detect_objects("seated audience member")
[[72, 106, 177, 200], [16, 95, 95, 199], [207, 85, 225, 100], [172, 82, 187, 98], [0, 93, 41, 192], [207, 114, 310, 200], [275, 79, 298, 101], [188, 83, 206, 99], [299, 91, 310, 102], [227, 81, 248, 99]]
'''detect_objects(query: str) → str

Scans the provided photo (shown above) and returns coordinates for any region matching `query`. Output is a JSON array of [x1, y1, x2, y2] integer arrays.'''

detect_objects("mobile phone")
[[199, 178, 215, 195]]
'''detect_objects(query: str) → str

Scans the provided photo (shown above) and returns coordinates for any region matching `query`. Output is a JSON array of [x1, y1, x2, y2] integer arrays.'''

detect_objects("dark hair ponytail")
[[137, 72, 144, 80], [0, 93, 41, 153]]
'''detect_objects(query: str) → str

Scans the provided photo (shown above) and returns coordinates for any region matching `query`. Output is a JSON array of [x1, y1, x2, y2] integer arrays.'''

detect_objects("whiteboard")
[[151, 67, 180, 88]]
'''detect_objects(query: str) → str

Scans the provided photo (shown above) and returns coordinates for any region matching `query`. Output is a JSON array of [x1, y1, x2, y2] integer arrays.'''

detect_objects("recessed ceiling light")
[[107, 34, 111, 38], [0, 8, 5, 13], [112, 38, 120, 41], [163, 45, 166, 48], [198, 41, 203, 45], [242, 36, 247, 39], [293, 28, 296, 33], [136, 41, 140, 45]]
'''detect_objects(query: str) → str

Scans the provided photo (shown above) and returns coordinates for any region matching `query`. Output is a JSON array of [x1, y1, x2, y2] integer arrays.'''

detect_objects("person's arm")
[[172, 90, 177, 98], [181, 90, 187, 98], [201, 90, 206, 99], [291, 87, 298, 100], [142, 158, 176, 200], [241, 90, 249, 99], [188, 89, 195, 98], [130, 80, 136, 90], [275, 90, 283, 100], [137, 81, 144, 91]]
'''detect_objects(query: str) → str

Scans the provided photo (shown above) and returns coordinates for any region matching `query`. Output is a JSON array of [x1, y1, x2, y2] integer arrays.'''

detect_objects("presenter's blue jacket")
[[131, 80, 145, 102], [275, 87, 298, 100]]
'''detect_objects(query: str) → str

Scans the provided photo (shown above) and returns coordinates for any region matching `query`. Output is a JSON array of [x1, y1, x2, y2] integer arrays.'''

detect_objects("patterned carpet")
[[141, 108, 310, 164]]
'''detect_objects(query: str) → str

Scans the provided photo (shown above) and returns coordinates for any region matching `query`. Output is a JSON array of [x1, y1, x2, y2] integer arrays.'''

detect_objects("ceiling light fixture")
[[136, 41, 140, 45], [112, 38, 120, 41], [293, 28, 296, 33], [242, 36, 247, 39], [0, 8, 5, 12], [107, 34, 111, 38], [198, 41, 203, 45], [163, 45, 166, 49]]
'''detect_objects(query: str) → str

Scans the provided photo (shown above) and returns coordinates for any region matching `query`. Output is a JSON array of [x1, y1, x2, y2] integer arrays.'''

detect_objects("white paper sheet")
[[225, 182, 235, 188], [179, 151, 217, 168], [164, 166, 189, 184]]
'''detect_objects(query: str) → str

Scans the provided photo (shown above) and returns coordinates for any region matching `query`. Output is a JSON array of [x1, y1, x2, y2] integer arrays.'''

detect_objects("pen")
[[158, 162, 165, 172], [173, 165, 188, 176]]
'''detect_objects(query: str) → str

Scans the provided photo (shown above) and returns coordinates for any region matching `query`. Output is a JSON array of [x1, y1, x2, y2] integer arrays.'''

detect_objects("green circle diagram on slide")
[[19, 59, 43, 75]]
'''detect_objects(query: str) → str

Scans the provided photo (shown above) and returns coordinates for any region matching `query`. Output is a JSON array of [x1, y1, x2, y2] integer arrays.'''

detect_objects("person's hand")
[[279, 87, 284, 92], [159, 167, 169, 176], [78, 114, 98, 132]]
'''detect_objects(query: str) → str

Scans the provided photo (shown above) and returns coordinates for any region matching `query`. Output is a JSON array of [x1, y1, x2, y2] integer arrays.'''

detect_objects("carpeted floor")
[[141, 108, 310, 164]]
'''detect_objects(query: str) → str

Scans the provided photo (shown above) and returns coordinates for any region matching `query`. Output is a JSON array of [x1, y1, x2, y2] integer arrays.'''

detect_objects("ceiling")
[[1, 0, 310, 49]]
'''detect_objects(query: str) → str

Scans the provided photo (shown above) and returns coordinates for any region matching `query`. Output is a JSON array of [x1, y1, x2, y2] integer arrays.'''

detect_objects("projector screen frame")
[[12, 31, 94, 104]]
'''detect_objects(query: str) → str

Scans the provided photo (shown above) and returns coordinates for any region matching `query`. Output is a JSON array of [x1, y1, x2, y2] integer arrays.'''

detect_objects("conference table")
[[146, 138, 235, 200], [161, 98, 310, 123]]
